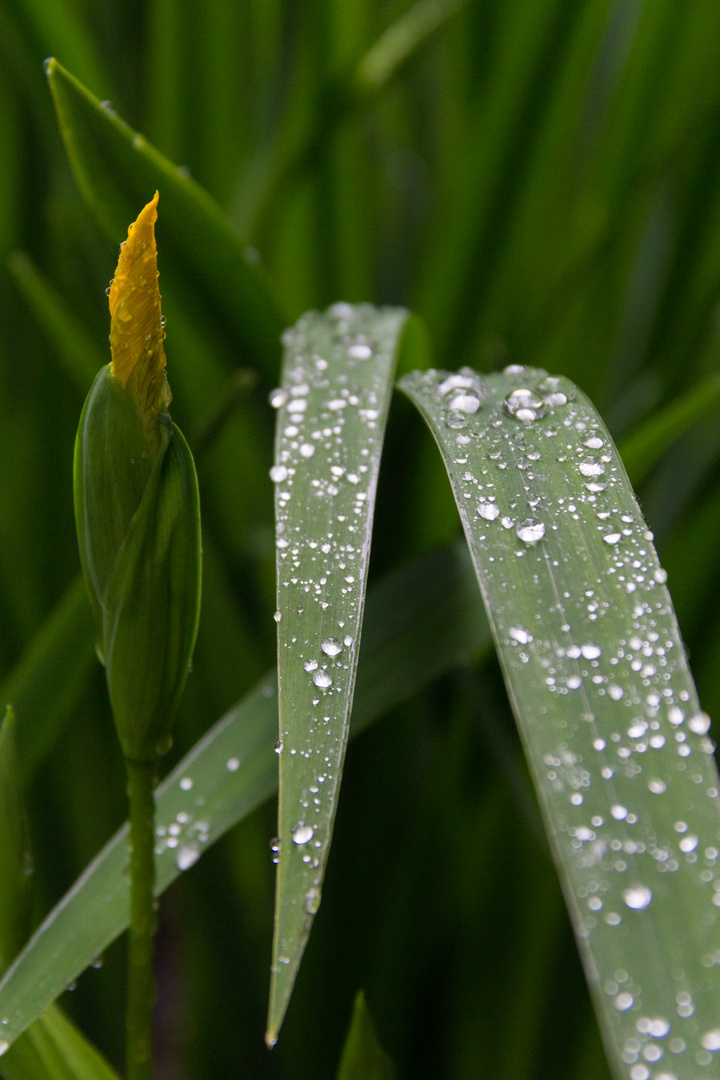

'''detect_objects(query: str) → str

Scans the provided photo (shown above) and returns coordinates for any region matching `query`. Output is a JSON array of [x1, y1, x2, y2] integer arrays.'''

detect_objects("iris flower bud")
[[74, 193, 201, 764]]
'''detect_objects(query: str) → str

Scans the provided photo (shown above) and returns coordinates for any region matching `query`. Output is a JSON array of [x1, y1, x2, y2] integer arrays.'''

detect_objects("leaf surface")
[[399, 365, 720, 1079]]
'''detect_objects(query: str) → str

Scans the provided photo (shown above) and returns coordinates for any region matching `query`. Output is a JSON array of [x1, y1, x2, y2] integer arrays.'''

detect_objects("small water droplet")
[[269, 388, 287, 408], [304, 659, 318, 672], [516, 520, 545, 543], [509, 626, 532, 645], [180, 777, 193, 791], [292, 824, 314, 845], [227, 757, 240, 771], [304, 886, 322, 914], [478, 501, 500, 521], [348, 339, 373, 360], [688, 712, 711, 735], [274, 740, 283, 754], [623, 885, 653, 910], [270, 465, 288, 483], [445, 409, 468, 429], [321, 638, 344, 656], [701, 1029, 720, 1051], [603, 532, 621, 545], [0, 1041, 8, 1057], [313, 670, 333, 688], [648, 778, 666, 793], [581, 644, 602, 660], [176, 845, 200, 871], [503, 388, 546, 422], [274, 611, 282, 623], [299, 443, 315, 458]]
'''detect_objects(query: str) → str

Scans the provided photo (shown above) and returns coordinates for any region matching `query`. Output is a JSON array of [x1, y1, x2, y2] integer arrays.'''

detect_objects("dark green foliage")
[[2, 1, 720, 1077]]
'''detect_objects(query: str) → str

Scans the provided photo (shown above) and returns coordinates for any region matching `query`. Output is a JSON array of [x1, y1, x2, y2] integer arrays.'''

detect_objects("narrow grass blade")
[[0, 576, 95, 781], [0, 708, 33, 970], [7, 252, 105, 393], [0, 541, 490, 1051], [45, 59, 284, 374], [0, 1005, 119, 1080], [399, 365, 720, 1080], [267, 304, 411, 1045], [336, 991, 396, 1080], [620, 370, 720, 486]]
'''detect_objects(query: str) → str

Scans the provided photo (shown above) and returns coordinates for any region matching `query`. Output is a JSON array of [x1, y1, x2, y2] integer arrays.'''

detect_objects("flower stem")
[[125, 757, 158, 1080]]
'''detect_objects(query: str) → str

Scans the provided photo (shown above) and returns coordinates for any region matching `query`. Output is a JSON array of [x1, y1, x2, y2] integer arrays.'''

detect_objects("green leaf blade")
[[267, 304, 409, 1045], [0, 541, 490, 1053], [399, 365, 720, 1079], [336, 991, 396, 1080]]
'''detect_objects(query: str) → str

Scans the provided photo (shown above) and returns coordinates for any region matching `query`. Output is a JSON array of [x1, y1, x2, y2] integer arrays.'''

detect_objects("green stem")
[[125, 757, 158, 1080]]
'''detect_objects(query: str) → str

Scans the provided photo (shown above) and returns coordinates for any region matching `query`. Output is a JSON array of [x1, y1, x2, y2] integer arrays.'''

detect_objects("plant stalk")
[[125, 757, 158, 1080]]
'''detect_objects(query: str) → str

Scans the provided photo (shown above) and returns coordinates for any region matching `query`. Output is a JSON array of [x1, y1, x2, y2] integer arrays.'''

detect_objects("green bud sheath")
[[74, 194, 201, 764]]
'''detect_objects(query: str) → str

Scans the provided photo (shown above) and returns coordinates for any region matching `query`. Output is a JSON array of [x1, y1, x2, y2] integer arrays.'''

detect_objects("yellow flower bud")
[[108, 191, 171, 434]]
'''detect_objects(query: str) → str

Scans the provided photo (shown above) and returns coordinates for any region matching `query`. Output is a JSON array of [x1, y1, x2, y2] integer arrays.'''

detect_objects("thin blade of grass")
[[335, 991, 396, 1080], [399, 365, 720, 1080], [0, 540, 489, 1051], [266, 304, 410, 1045], [0, 1005, 119, 1080], [45, 59, 284, 375]]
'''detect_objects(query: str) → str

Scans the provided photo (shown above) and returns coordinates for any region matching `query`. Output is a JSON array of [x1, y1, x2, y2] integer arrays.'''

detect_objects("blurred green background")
[[2, 1, 720, 1076]]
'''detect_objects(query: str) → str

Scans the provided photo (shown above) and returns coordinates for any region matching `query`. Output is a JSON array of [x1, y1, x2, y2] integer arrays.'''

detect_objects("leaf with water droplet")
[[0, 538, 490, 1053], [267, 304, 427, 1047], [399, 365, 720, 1078]]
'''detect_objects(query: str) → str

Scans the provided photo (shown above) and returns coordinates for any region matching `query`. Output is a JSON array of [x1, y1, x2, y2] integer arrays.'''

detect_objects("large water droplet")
[[623, 885, 653, 910], [321, 638, 344, 656], [688, 712, 711, 735], [701, 1029, 720, 1051], [313, 670, 333, 688], [503, 388, 546, 422], [292, 824, 314, 845], [579, 461, 605, 477], [516, 520, 545, 543], [447, 390, 481, 414], [478, 501, 500, 521], [270, 465, 288, 483]]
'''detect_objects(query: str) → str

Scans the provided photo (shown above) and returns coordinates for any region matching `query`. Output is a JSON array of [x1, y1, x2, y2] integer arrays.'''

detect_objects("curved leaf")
[[399, 365, 720, 1080]]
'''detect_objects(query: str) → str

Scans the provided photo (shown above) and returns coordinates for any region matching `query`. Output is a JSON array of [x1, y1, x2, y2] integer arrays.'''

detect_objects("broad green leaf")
[[0, 540, 490, 1051], [336, 991, 396, 1080], [0, 1004, 119, 1080], [266, 304, 416, 1045], [45, 59, 284, 375], [399, 366, 720, 1080]]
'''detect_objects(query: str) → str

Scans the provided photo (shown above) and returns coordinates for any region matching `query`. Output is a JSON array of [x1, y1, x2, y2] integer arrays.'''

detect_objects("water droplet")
[[274, 740, 283, 754], [679, 835, 698, 853], [611, 804, 628, 820], [0, 1041, 8, 1057], [603, 533, 621, 545], [300, 443, 315, 458], [615, 992, 634, 1010], [701, 1029, 720, 1051], [176, 845, 200, 871], [648, 779, 666, 793], [623, 885, 653, 910], [269, 388, 287, 409], [579, 461, 605, 477], [504, 388, 546, 422], [273, 611, 282, 622], [445, 409, 468, 429], [581, 644, 602, 660], [584, 436, 604, 449], [292, 824, 314, 845], [478, 501, 500, 521], [509, 626, 532, 645], [321, 638, 344, 656], [438, 373, 478, 396], [227, 757, 240, 771], [304, 659, 318, 672], [304, 886, 322, 914], [447, 390, 481, 414], [270, 465, 288, 483], [688, 712, 711, 735], [287, 398, 307, 414], [313, 670, 333, 688], [516, 520, 545, 543], [348, 339, 373, 360], [180, 776, 193, 791]]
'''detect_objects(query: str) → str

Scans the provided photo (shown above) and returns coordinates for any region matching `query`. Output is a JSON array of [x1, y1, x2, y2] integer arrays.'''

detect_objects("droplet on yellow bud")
[[109, 191, 171, 421]]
